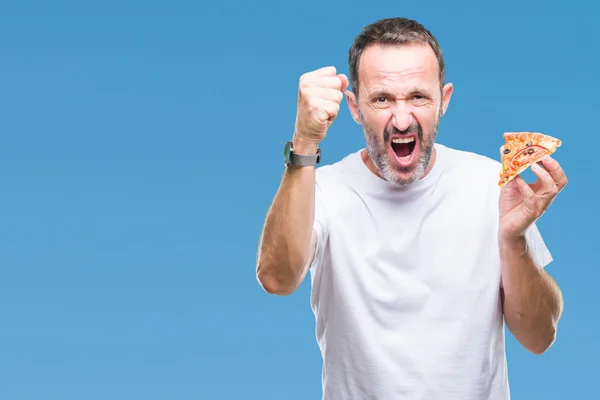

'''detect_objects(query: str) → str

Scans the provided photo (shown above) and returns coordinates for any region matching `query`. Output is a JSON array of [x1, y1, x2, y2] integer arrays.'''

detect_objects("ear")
[[440, 82, 453, 116], [345, 90, 361, 124]]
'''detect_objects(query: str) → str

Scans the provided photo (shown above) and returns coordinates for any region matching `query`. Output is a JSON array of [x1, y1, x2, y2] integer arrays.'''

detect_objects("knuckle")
[[324, 65, 336, 75], [328, 100, 340, 111], [299, 72, 314, 86], [334, 76, 343, 89], [299, 78, 310, 91]]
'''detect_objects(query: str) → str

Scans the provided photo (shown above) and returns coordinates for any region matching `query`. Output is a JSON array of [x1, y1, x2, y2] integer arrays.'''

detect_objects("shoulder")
[[315, 150, 362, 187], [436, 144, 503, 216], [437, 143, 502, 184]]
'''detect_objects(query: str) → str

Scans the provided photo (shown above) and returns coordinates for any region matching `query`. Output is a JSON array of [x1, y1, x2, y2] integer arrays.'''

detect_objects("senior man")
[[256, 17, 566, 400]]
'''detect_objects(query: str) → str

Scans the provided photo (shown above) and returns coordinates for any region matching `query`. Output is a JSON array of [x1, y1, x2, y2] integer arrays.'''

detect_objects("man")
[[256, 17, 566, 399]]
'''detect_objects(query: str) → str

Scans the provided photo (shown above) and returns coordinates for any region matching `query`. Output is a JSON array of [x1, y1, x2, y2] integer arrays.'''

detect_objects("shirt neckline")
[[344, 143, 447, 195]]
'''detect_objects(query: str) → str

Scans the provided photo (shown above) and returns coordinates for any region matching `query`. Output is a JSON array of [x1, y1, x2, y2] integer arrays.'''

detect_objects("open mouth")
[[391, 137, 416, 160]]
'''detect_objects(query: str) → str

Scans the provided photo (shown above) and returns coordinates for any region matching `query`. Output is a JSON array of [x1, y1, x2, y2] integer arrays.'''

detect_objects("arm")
[[255, 66, 348, 296], [256, 141, 320, 296], [498, 154, 568, 354], [500, 234, 564, 354]]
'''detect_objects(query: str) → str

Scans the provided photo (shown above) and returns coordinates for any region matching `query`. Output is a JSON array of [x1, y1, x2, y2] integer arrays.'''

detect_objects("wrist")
[[292, 136, 320, 155], [498, 231, 528, 257]]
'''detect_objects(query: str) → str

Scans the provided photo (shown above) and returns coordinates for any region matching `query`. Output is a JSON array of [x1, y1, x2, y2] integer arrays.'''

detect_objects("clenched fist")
[[293, 66, 349, 146]]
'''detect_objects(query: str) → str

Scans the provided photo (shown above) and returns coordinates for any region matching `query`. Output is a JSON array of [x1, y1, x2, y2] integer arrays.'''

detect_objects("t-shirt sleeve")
[[309, 171, 329, 273], [525, 222, 553, 269]]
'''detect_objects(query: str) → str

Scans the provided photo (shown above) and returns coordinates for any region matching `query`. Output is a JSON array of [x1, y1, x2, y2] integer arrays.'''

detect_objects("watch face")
[[283, 141, 293, 165]]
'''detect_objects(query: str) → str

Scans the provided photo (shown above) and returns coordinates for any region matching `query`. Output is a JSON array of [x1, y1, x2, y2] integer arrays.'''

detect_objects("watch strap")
[[284, 141, 321, 167], [290, 151, 320, 166]]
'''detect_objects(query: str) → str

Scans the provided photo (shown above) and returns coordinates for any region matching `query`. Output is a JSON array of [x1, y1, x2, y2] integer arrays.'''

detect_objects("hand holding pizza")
[[498, 132, 568, 241]]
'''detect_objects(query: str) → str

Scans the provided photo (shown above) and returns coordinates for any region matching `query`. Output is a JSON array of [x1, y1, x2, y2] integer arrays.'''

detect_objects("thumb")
[[316, 108, 330, 124]]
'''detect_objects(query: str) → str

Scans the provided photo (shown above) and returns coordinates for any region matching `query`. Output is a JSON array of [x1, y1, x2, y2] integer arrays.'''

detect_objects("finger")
[[531, 162, 558, 197], [303, 76, 346, 92], [540, 155, 568, 190], [317, 76, 347, 90], [320, 100, 341, 121], [314, 108, 330, 124], [513, 175, 535, 199], [312, 87, 344, 103], [299, 67, 337, 86], [312, 66, 337, 77]]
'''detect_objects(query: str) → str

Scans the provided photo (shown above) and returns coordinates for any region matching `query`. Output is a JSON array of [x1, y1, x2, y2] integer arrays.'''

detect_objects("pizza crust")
[[498, 132, 562, 186]]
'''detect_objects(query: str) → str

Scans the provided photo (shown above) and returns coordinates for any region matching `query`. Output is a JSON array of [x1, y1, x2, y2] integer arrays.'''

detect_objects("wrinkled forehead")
[[357, 43, 441, 95]]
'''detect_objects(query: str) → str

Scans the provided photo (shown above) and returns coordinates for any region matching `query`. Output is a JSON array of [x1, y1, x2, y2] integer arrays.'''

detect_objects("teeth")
[[392, 137, 415, 144], [398, 155, 411, 160]]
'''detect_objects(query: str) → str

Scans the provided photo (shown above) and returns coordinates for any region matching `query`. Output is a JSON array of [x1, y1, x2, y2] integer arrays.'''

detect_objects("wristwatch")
[[283, 141, 321, 167]]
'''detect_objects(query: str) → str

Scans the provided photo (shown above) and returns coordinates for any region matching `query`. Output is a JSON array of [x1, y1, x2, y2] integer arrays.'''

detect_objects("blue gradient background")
[[0, 1, 597, 399]]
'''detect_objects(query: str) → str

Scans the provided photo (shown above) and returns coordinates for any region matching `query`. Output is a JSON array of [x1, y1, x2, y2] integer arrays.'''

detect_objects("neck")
[[360, 146, 437, 182]]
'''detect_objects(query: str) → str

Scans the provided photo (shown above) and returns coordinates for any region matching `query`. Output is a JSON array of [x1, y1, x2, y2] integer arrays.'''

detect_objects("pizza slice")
[[498, 131, 562, 186]]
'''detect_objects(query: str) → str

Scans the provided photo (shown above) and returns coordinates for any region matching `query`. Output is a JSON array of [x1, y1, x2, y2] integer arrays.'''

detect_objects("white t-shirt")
[[309, 142, 552, 400]]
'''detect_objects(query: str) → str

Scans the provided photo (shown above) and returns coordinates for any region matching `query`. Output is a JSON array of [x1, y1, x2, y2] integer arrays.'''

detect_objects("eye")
[[371, 96, 392, 108], [411, 95, 429, 105]]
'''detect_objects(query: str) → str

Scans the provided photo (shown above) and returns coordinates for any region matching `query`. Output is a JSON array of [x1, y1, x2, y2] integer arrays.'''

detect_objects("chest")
[[331, 185, 499, 261], [324, 187, 501, 319]]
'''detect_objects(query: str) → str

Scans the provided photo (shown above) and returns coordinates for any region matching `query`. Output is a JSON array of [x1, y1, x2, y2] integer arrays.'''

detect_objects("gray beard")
[[360, 111, 440, 187]]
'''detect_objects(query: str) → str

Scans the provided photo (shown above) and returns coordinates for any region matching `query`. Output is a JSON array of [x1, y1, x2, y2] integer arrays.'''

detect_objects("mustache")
[[384, 122, 423, 143]]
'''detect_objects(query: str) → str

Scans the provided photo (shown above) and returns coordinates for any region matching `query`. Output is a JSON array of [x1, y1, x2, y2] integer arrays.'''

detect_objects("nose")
[[391, 105, 413, 133]]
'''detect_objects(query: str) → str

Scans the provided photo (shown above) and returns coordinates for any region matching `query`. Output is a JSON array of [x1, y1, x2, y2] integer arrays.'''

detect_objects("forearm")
[[256, 141, 318, 295], [500, 234, 564, 354]]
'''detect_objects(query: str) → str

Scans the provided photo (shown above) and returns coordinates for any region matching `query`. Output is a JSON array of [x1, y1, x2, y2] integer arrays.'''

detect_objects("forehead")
[[357, 43, 440, 94]]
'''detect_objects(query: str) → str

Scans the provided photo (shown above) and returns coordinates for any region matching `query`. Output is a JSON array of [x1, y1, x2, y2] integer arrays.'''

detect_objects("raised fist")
[[293, 66, 349, 145]]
